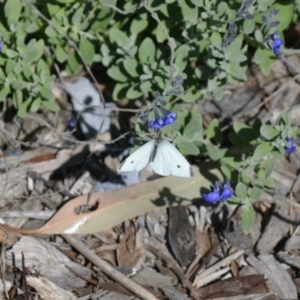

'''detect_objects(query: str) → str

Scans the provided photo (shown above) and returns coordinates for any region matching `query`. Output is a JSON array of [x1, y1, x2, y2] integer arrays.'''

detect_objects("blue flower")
[[148, 117, 164, 130], [221, 181, 233, 201], [148, 111, 177, 130], [284, 138, 296, 154], [202, 183, 221, 203], [163, 111, 177, 125], [68, 118, 76, 131], [272, 31, 283, 57]]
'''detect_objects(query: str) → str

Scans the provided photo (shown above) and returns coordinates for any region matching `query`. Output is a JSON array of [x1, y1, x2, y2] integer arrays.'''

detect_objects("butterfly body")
[[118, 138, 194, 178]]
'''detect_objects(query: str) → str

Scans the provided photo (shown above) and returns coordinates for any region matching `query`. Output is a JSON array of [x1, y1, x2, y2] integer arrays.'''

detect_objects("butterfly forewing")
[[118, 140, 155, 173], [150, 140, 194, 178]]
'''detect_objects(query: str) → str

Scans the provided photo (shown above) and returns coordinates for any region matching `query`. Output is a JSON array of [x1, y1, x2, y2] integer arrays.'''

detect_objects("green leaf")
[[221, 157, 243, 169], [36, 40, 45, 60], [107, 65, 127, 82], [139, 37, 155, 63], [0, 87, 10, 101], [181, 0, 198, 23], [260, 125, 279, 140], [190, 0, 203, 6], [239, 170, 250, 186], [184, 116, 202, 137], [253, 143, 273, 160], [243, 18, 255, 34], [140, 80, 152, 92], [249, 186, 262, 200], [263, 176, 275, 188], [109, 28, 129, 48], [112, 82, 129, 101], [221, 165, 232, 179], [4, 0, 22, 22], [206, 118, 222, 143], [210, 32, 222, 49], [5, 49, 18, 58], [206, 144, 226, 161], [271, 3, 293, 31], [126, 83, 143, 99], [228, 53, 247, 63], [154, 21, 167, 43], [242, 204, 255, 234], [175, 44, 189, 71], [264, 158, 274, 179], [66, 51, 81, 74], [123, 58, 139, 78], [177, 141, 199, 156], [254, 30, 263, 43], [42, 100, 59, 112], [259, 50, 274, 75], [130, 19, 148, 34], [79, 37, 95, 65], [235, 182, 248, 199], [213, 87, 223, 101], [227, 35, 243, 54], [72, 7, 84, 24], [227, 64, 247, 81], [253, 48, 267, 65], [55, 44, 68, 63], [233, 123, 259, 143], [181, 89, 201, 102], [276, 108, 291, 126], [30, 98, 41, 113], [11, 80, 28, 90], [228, 132, 248, 147]]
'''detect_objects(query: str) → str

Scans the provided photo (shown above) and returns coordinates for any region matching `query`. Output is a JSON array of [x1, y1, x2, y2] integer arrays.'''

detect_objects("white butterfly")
[[118, 138, 194, 178]]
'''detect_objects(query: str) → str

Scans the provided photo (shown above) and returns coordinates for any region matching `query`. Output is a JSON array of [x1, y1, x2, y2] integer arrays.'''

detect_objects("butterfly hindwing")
[[118, 140, 155, 173], [150, 140, 194, 178]]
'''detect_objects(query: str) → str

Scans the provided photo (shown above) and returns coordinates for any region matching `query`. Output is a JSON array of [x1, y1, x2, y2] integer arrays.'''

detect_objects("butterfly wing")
[[118, 140, 155, 173], [150, 140, 194, 178]]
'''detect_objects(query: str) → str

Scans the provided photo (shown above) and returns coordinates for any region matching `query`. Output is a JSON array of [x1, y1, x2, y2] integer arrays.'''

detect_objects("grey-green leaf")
[[242, 204, 255, 234], [235, 182, 247, 200], [253, 143, 273, 160], [260, 125, 279, 140], [139, 37, 155, 63]]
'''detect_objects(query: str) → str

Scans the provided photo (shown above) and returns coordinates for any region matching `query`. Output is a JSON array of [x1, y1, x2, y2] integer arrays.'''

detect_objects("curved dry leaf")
[[0, 165, 221, 236]]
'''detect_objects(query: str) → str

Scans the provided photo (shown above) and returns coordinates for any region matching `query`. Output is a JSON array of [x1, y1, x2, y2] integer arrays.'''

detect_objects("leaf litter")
[[1, 59, 300, 300]]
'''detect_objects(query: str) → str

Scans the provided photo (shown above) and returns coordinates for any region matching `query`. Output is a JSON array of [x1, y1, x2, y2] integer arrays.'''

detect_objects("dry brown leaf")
[[117, 225, 145, 270], [196, 230, 211, 257], [198, 275, 267, 299], [0, 164, 222, 236]]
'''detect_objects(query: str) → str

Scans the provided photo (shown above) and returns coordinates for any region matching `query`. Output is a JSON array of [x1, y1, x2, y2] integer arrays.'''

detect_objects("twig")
[[145, 244, 201, 300], [62, 235, 158, 300], [102, 3, 143, 15], [193, 249, 244, 289], [0, 243, 8, 299]]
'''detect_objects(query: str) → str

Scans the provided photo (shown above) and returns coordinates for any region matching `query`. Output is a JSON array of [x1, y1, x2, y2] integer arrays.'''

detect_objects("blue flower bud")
[[221, 181, 233, 201], [202, 183, 221, 203], [68, 118, 76, 131], [284, 138, 296, 154], [148, 111, 177, 130], [271, 31, 283, 57]]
